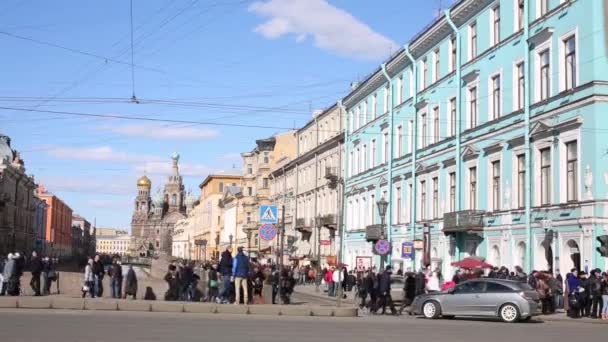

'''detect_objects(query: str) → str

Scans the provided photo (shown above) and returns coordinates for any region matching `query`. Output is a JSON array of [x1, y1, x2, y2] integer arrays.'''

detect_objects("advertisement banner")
[[401, 241, 414, 260], [355, 256, 372, 272]]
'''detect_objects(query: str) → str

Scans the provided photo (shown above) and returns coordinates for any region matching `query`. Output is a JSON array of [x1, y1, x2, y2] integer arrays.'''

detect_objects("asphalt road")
[[0, 309, 604, 342]]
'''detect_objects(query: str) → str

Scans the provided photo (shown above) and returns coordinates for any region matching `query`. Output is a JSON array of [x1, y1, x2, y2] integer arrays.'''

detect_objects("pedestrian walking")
[[400, 272, 417, 314], [108, 259, 123, 299], [376, 266, 397, 315], [2, 254, 15, 296], [252, 266, 265, 304], [29, 251, 42, 296], [207, 264, 219, 303], [271, 267, 280, 304], [601, 272, 608, 320], [123, 265, 138, 299], [426, 271, 441, 293], [92, 255, 104, 297], [566, 271, 581, 318], [82, 258, 95, 298], [232, 247, 249, 305], [218, 248, 233, 303], [579, 271, 591, 317], [589, 269, 603, 318], [164, 264, 179, 301]]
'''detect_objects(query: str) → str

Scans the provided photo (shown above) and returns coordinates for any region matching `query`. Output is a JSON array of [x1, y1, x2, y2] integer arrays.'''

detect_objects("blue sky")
[[0, 0, 450, 230]]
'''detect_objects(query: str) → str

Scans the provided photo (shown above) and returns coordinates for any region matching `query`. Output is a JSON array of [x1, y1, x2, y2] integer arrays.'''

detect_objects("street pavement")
[[0, 309, 605, 342]]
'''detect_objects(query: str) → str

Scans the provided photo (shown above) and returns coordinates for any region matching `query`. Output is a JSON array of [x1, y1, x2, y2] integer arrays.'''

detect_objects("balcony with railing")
[[319, 214, 337, 229], [443, 210, 486, 234]]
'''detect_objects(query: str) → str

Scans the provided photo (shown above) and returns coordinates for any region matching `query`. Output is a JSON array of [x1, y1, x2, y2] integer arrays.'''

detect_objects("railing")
[[365, 224, 384, 242], [443, 210, 485, 233], [320, 214, 336, 227]]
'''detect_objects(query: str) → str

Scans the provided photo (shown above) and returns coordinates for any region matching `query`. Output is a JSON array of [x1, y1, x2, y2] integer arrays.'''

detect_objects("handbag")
[[48, 270, 57, 280], [82, 285, 90, 292], [209, 279, 218, 288]]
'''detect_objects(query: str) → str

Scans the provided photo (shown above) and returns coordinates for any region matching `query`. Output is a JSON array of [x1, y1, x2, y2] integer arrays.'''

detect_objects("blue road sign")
[[401, 241, 414, 260], [259, 205, 278, 224], [374, 239, 391, 256], [259, 223, 277, 241]]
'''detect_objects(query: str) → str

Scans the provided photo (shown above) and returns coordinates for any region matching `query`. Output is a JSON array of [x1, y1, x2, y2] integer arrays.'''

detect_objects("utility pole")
[[279, 205, 286, 278]]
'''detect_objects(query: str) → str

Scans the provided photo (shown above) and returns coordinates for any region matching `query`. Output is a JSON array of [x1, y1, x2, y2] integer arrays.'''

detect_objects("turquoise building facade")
[[341, 0, 608, 278]]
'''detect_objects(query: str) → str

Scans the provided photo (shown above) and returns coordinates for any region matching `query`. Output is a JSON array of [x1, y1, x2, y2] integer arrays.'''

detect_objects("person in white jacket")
[[426, 271, 441, 293], [332, 267, 345, 298], [82, 258, 95, 298]]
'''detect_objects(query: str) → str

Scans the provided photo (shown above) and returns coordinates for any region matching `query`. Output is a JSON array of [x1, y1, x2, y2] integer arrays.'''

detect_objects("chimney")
[[350, 81, 360, 90]]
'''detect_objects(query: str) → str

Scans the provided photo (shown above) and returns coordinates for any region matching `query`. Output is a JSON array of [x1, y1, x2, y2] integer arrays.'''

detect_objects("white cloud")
[[249, 0, 398, 60], [98, 124, 219, 141], [135, 161, 212, 178], [38, 175, 134, 196], [46, 146, 163, 164]]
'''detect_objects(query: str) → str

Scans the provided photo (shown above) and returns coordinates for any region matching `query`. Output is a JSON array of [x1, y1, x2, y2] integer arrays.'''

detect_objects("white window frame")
[[407, 120, 413, 153], [372, 93, 377, 120], [466, 84, 479, 129], [430, 172, 441, 219], [420, 58, 427, 90], [514, 0, 524, 32], [432, 105, 440, 144], [558, 28, 579, 93], [512, 58, 525, 112], [433, 49, 440, 83], [468, 21, 477, 61], [397, 124, 403, 157], [384, 85, 390, 113], [449, 35, 457, 73], [419, 107, 429, 148], [558, 129, 581, 203], [465, 160, 479, 210], [446, 166, 456, 213], [408, 67, 414, 97], [534, 38, 553, 103], [362, 100, 368, 126], [536, 0, 549, 19], [448, 96, 456, 137], [397, 75, 403, 104], [370, 139, 376, 169], [348, 111, 354, 133], [491, 5, 501, 47], [381, 129, 388, 164], [488, 70, 503, 121], [534, 140, 554, 206], [394, 183, 403, 224], [487, 153, 502, 212], [418, 177, 427, 221], [362, 144, 367, 173], [355, 105, 361, 131]]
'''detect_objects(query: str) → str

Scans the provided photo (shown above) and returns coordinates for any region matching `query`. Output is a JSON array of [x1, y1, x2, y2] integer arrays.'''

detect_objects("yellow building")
[[239, 131, 297, 257], [195, 172, 242, 261], [96, 233, 133, 257]]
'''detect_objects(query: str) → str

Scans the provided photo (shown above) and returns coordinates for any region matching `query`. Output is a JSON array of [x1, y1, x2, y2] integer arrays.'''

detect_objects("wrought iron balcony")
[[319, 214, 336, 228], [443, 210, 486, 233], [365, 224, 384, 242], [295, 218, 312, 233]]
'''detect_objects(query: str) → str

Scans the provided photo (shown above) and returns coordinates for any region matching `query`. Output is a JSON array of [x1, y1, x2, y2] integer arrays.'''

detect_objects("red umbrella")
[[451, 257, 493, 270]]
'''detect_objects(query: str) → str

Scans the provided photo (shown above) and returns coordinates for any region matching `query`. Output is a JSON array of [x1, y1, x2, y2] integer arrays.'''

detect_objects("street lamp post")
[[229, 234, 233, 252], [376, 198, 388, 271]]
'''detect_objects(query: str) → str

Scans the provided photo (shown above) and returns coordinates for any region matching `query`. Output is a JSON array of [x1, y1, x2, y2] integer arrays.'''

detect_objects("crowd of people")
[[162, 246, 297, 305], [0, 251, 58, 297], [82, 255, 138, 299]]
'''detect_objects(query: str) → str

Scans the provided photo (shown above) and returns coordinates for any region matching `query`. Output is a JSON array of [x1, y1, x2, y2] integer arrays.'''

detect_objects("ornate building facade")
[[0, 135, 38, 256], [131, 153, 189, 255]]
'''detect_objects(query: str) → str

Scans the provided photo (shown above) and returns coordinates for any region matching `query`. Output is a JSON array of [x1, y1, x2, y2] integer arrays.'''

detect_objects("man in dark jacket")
[[589, 269, 603, 318], [232, 247, 250, 305], [377, 266, 397, 315], [579, 271, 591, 317], [92, 255, 104, 297], [108, 259, 123, 299], [218, 248, 233, 303], [29, 251, 42, 296]]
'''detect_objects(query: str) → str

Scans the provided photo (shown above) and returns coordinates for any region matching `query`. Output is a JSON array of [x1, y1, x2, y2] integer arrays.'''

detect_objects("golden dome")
[[137, 175, 151, 188]]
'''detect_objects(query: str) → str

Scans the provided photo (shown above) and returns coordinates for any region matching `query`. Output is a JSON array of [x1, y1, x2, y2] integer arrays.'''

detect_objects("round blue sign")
[[259, 223, 277, 241], [374, 239, 391, 255]]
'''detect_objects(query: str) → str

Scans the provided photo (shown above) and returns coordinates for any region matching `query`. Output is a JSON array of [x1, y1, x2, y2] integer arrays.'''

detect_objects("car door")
[[441, 281, 485, 315], [478, 281, 514, 316]]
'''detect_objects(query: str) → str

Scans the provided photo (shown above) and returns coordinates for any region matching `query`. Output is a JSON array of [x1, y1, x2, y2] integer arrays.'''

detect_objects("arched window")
[[171, 194, 177, 205]]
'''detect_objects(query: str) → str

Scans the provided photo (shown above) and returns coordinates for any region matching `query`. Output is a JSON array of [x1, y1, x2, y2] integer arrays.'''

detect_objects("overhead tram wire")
[[130, 0, 137, 103]]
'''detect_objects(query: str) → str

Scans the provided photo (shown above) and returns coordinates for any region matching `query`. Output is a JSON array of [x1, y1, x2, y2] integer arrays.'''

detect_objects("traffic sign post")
[[259, 223, 277, 241], [260, 205, 278, 224]]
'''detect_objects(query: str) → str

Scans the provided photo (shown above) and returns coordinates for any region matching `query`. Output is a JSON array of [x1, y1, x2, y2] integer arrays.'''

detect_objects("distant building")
[[37, 186, 74, 258], [72, 214, 92, 259], [0, 134, 37, 256], [32, 194, 48, 255], [96, 233, 133, 257], [131, 153, 190, 255]]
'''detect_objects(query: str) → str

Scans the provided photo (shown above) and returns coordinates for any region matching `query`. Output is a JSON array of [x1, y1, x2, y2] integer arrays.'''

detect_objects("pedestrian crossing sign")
[[260, 205, 278, 223]]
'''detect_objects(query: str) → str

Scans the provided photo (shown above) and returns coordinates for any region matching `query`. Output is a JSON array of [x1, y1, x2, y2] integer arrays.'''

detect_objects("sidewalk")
[[294, 284, 356, 305]]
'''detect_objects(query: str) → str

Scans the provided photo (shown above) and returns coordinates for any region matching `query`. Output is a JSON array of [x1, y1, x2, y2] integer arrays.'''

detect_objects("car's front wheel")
[[499, 303, 520, 323], [422, 301, 441, 319]]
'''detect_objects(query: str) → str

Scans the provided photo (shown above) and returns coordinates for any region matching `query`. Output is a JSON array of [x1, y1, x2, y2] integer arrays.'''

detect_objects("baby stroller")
[[568, 289, 582, 318]]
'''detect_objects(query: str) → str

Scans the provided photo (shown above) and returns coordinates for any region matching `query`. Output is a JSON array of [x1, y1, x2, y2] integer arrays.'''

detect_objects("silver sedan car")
[[410, 278, 541, 323]]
